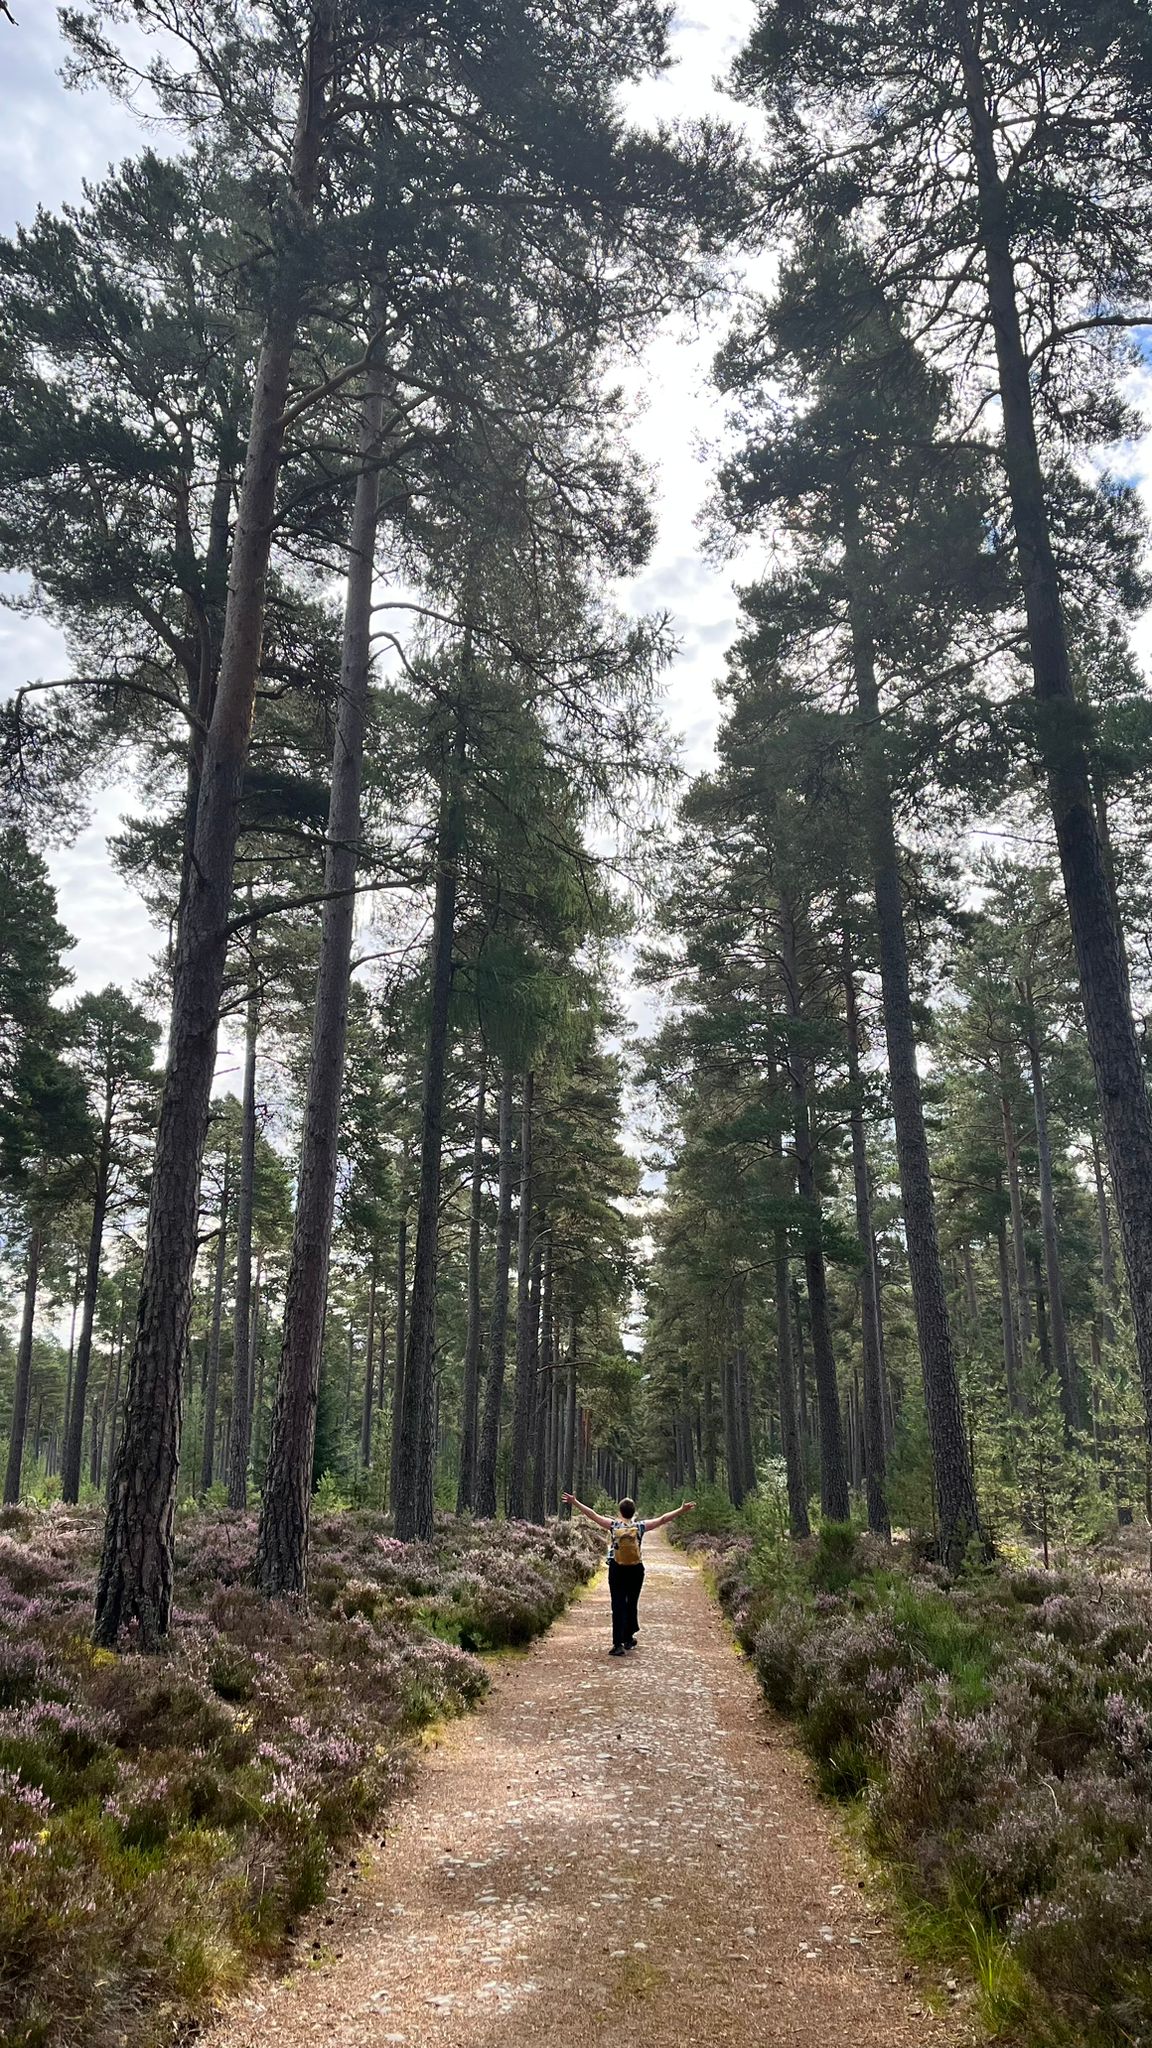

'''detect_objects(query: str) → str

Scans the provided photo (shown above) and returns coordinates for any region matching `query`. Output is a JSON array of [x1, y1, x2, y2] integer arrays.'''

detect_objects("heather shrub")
[[0, 1503, 596, 2048], [752, 1599, 813, 1708], [698, 1515, 1152, 2045], [872, 1686, 1020, 1849]]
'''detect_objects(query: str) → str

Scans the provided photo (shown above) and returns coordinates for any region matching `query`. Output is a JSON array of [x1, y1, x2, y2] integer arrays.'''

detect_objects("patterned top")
[[607, 1518, 646, 1562]]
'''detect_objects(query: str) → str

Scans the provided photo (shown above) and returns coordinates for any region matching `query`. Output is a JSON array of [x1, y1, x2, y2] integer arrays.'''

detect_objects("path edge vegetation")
[[0, 1502, 600, 2048], [677, 1500, 1152, 2048]]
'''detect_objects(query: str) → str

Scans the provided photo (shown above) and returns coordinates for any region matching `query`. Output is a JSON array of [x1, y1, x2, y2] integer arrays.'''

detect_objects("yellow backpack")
[[612, 1519, 643, 1567]]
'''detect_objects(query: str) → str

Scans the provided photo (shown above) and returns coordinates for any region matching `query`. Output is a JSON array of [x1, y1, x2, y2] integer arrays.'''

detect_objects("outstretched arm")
[[562, 1492, 614, 1532], [643, 1501, 697, 1531]]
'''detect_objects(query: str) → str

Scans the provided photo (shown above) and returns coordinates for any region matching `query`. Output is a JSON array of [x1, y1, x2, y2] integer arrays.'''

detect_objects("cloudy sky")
[[1, 2, 762, 1005]]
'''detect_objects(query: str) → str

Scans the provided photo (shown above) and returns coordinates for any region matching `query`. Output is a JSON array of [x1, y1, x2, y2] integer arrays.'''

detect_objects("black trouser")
[[608, 1560, 644, 1647]]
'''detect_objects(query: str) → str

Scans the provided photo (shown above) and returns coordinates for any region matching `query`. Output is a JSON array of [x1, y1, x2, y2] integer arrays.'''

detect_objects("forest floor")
[[205, 1533, 973, 2048]]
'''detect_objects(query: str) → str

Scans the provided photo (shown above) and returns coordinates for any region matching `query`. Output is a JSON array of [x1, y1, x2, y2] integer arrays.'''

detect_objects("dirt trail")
[[208, 1534, 969, 2048]]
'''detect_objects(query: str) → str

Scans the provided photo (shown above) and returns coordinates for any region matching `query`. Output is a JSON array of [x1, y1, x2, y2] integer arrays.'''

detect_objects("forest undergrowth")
[[0, 1502, 598, 2048], [680, 1498, 1152, 2048]]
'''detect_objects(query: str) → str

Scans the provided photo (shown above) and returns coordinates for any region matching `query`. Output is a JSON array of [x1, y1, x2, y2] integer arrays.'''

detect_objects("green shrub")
[[699, 1518, 1152, 2046]]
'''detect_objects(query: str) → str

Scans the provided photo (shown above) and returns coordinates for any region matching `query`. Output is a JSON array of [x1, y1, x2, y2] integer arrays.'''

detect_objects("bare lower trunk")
[[388, 1211, 408, 1510], [996, 1207, 1022, 1412], [774, 1232, 809, 1536], [1023, 998, 1078, 1428], [94, 15, 333, 1648], [1000, 1073, 1034, 1355], [200, 1144, 231, 1494], [258, 326, 388, 1594], [507, 1072, 536, 1520], [393, 741, 464, 1541], [777, 895, 850, 1520], [1091, 1128, 1118, 1345], [561, 1312, 578, 1513], [456, 1056, 487, 1514], [359, 1253, 378, 1470], [846, 503, 980, 1562], [734, 1285, 756, 1496], [102, 1276, 131, 1500], [529, 1222, 550, 1524], [842, 934, 891, 1539], [957, 3, 1152, 1456], [4, 1226, 42, 1505], [476, 1073, 516, 1518], [227, 942, 259, 1508], [62, 1110, 112, 1503]]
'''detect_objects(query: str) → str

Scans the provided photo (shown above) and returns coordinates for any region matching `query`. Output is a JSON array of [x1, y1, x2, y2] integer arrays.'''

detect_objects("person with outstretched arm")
[[563, 1493, 696, 1656]]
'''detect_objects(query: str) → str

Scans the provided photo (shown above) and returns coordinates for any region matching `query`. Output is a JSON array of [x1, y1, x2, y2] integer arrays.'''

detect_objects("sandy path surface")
[[208, 1535, 969, 2048]]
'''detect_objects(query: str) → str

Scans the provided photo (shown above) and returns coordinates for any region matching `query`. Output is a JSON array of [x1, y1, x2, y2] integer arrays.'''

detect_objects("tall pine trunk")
[[999, 1069, 1034, 1356], [955, 4, 1152, 1449], [456, 1056, 487, 1514], [101, 1273, 131, 1500], [775, 1230, 810, 1537], [721, 1340, 746, 1507], [777, 895, 850, 1520], [507, 1073, 535, 1520], [257, 325, 388, 1593], [529, 1221, 549, 1524], [4, 1226, 42, 1505], [227, 937, 259, 1508], [996, 1204, 1022, 1412], [393, 729, 465, 1541], [62, 1088, 113, 1504], [94, 16, 334, 1647], [388, 1211, 407, 1510], [359, 1251, 379, 1470], [1022, 990, 1079, 1427], [200, 1143, 230, 1495], [845, 503, 980, 1561], [561, 1311, 578, 1513], [476, 1072, 516, 1517], [841, 934, 891, 1539], [1091, 1128, 1118, 1346]]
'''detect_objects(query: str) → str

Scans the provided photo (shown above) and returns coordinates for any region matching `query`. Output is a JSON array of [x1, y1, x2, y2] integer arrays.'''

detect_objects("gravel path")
[[209, 1535, 971, 2048]]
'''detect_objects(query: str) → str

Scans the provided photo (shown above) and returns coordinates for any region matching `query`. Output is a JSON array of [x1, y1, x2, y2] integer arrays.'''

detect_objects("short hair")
[[618, 1497, 636, 1518]]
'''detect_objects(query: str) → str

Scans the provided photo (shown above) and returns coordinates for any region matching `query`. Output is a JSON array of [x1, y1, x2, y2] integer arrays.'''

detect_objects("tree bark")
[[1091, 1127, 1119, 1346], [1022, 991, 1079, 1428], [841, 933, 891, 1539], [393, 728, 465, 1541], [359, 1251, 378, 1470], [845, 502, 980, 1561], [4, 1226, 42, 1505], [507, 1072, 536, 1520], [999, 1069, 1034, 1356], [62, 1085, 113, 1504], [561, 1311, 578, 1513], [200, 1142, 231, 1495], [101, 1271, 131, 1500], [456, 1055, 488, 1514], [955, 2, 1152, 1452], [721, 1339, 746, 1507], [777, 895, 850, 1521], [529, 1221, 550, 1524], [388, 1209, 408, 1510], [996, 1206, 1022, 1413], [1033, 1256, 1052, 1377], [227, 935, 259, 1508], [94, 16, 334, 1647], [257, 319, 388, 1592], [774, 1230, 810, 1536]]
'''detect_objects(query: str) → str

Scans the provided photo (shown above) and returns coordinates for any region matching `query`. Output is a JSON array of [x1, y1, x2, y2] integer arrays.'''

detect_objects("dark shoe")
[[625, 1637, 637, 1650], [609, 1645, 626, 1657]]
